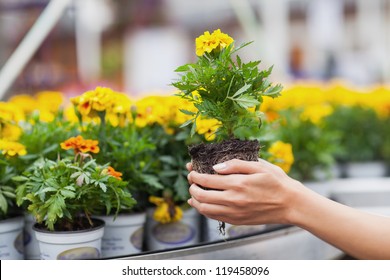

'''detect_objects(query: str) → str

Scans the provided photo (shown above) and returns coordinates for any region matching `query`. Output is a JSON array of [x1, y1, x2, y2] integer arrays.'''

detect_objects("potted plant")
[[0, 140, 26, 260], [15, 96, 79, 260], [323, 105, 386, 178], [70, 87, 163, 257], [136, 95, 201, 250], [172, 29, 283, 234], [15, 135, 136, 260]]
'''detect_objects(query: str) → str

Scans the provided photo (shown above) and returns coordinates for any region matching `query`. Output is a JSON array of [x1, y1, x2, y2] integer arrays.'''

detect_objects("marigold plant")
[[172, 29, 283, 141], [15, 137, 136, 231], [71, 87, 165, 212]]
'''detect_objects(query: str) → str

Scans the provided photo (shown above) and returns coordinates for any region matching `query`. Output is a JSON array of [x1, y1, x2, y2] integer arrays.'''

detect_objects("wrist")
[[283, 179, 313, 226]]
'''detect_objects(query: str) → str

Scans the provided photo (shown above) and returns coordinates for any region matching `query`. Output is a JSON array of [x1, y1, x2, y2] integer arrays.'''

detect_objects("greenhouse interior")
[[1, 0, 390, 261]]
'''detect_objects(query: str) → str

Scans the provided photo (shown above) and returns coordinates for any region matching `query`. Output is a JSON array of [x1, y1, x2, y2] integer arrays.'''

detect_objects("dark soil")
[[188, 138, 260, 235], [189, 138, 260, 174], [33, 217, 105, 232]]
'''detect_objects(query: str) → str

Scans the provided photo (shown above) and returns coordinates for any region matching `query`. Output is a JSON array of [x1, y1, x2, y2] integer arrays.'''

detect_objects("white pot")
[[95, 212, 146, 258], [33, 218, 105, 260], [23, 214, 40, 260], [0, 216, 24, 260], [346, 161, 387, 178], [206, 217, 266, 242], [145, 207, 201, 251]]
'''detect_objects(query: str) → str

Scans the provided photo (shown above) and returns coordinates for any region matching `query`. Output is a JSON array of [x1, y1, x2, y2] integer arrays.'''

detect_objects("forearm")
[[288, 183, 390, 259]]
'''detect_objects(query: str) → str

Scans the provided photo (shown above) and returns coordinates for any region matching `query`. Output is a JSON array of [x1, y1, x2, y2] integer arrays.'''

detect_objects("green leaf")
[[0, 193, 7, 214], [190, 121, 197, 137], [173, 175, 189, 201], [231, 41, 253, 54], [84, 174, 90, 184], [99, 182, 107, 192], [174, 64, 191, 72], [232, 84, 251, 98], [139, 174, 164, 189], [82, 159, 96, 169], [236, 55, 242, 67], [36, 186, 57, 195], [179, 109, 196, 116], [60, 190, 75, 198], [42, 144, 59, 155], [46, 196, 65, 231], [179, 118, 195, 128], [2, 191, 16, 199], [231, 95, 260, 108], [264, 84, 283, 97], [12, 176, 29, 182], [70, 172, 81, 179], [64, 185, 76, 191], [159, 156, 176, 165], [45, 178, 61, 189]]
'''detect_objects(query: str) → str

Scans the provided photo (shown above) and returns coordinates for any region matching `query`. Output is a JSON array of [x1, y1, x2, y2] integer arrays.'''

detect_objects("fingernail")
[[187, 198, 192, 206], [213, 162, 227, 170]]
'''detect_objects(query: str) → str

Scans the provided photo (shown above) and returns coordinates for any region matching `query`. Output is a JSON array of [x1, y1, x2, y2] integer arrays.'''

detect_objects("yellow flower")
[[1, 124, 23, 141], [0, 139, 27, 157], [35, 91, 64, 113], [300, 104, 333, 125], [196, 118, 221, 141], [0, 102, 25, 122], [63, 105, 79, 123], [36, 109, 55, 122], [107, 92, 133, 127], [267, 141, 294, 173], [71, 87, 117, 118], [8, 94, 38, 115], [134, 95, 168, 127], [149, 196, 183, 224], [111, 92, 132, 115], [195, 29, 233, 56]]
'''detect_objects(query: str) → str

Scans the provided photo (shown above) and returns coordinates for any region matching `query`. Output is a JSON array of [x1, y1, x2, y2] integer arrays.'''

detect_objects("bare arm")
[[187, 159, 390, 259]]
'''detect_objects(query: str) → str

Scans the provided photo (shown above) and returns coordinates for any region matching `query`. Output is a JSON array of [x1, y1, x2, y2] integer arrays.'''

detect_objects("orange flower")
[[107, 166, 122, 180], [60, 135, 100, 154]]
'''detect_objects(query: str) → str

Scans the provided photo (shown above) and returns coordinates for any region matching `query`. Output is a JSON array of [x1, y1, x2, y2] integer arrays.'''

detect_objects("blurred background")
[[1, 0, 390, 99]]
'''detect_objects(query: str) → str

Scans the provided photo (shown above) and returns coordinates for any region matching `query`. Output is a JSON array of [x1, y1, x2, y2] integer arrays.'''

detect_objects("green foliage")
[[15, 156, 136, 231], [0, 158, 19, 220], [323, 106, 384, 162], [276, 109, 340, 181], [148, 125, 192, 203], [80, 116, 164, 210], [0, 111, 78, 220], [172, 43, 282, 141], [380, 118, 390, 165], [18, 111, 78, 171]]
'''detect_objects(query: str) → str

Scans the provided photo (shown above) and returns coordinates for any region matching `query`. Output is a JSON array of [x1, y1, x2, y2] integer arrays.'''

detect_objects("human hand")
[[187, 159, 303, 225]]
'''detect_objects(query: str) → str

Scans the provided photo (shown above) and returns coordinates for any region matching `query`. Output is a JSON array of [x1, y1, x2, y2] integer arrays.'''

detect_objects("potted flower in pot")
[[70, 87, 163, 257], [0, 140, 26, 260], [13, 94, 79, 260], [172, 29, 283, 234], [135, 95, 201, 250], [15, 135, 136, 260], [323, 104, 386, 178]]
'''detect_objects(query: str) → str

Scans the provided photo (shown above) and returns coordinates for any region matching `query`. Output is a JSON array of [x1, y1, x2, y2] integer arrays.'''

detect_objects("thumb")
[[212, 158, 265, 175]]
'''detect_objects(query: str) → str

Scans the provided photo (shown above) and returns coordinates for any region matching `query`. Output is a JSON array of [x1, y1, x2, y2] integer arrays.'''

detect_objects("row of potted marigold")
[[1, 81, 389, 259]]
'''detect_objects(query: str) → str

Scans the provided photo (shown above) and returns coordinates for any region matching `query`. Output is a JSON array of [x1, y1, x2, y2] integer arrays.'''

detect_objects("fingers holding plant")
[[187, 160, 300, 225]]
